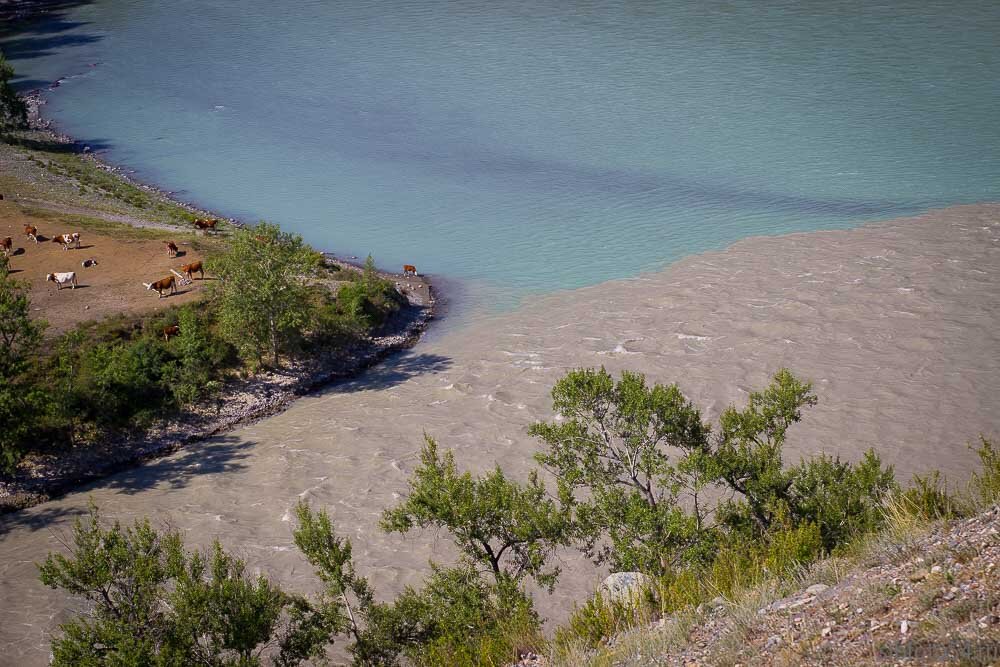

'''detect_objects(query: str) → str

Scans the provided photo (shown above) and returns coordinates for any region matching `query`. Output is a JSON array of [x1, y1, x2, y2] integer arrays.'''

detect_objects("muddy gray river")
[[2, 204, 999, 665]]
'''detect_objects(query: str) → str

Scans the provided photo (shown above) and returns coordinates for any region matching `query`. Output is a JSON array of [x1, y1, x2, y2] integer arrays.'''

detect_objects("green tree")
[[295, 500, 542, 666], [335, 254, 404, 331], [710, 369, 818, 536], [0, 49, 28, 135], [291, 501, 373, 662], [39, 505, 328, 666], [209, 222, 322, 367], [382, 436, 570, 591], [0, 264, 46, 471], [529, 368, 713, 573]]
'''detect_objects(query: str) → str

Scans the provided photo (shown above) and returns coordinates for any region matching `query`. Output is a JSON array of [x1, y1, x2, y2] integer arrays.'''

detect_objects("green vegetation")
[[209, 222, 323, 367], [0, 259, 46, 471], [0, 218, 407, 474], [35, 367, 1000, 666], [0, 49, 27, 134], [39, 505, 331, 666], [381, 436, 570, 591]]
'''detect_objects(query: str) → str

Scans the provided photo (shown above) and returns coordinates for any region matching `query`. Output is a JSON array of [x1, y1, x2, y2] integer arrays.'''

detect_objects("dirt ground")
[[1, 201, 207, 335]]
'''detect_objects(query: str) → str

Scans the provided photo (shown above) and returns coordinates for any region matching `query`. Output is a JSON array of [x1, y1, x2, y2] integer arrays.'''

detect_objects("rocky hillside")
[[556, 506, 999, 666]]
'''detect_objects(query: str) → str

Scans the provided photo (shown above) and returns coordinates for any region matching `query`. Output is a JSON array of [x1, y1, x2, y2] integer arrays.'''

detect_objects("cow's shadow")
[[11, 247, 26, 256], [74, 244, 95, 250]]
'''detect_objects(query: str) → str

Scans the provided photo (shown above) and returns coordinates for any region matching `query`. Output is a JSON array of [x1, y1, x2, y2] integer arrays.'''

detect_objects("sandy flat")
[[1, 204, 998, 664], [1, 201, 207, 334]]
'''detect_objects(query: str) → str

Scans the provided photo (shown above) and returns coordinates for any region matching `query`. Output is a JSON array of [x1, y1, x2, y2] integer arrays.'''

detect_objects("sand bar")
[[1, 203, 999, 664]]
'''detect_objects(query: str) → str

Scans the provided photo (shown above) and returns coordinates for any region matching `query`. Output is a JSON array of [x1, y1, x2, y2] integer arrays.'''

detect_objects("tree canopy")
[[0, 49, 28, 134], [208, 222, 322, 367]]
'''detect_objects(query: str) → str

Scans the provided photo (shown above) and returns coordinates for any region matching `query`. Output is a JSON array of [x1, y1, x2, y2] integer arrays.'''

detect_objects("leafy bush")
[[365, 565, 543, 667], [38, 506, 329, 666], [0, 266, 46, 471], [334, 255, 405, 332], [788, 450, 898, 551]]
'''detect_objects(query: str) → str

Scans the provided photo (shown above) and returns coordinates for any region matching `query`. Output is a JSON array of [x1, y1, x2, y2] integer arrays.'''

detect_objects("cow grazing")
[[46, 271, 78, 290], [165, 241, 179, 257], [193, 218, 218, 231], [1, 237, 11, 257], [144, 275, 176, 298], [24, 225, 38, 243], [163, 324, 180, 341], [81, 258, 99, 268], [402, 264, 417, 276], [181, 260, 204, 280], [52, 232, 81, 250]]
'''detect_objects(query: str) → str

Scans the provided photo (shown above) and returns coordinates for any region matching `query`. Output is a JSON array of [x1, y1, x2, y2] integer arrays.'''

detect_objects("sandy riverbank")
[[1, 202, 997, 665]]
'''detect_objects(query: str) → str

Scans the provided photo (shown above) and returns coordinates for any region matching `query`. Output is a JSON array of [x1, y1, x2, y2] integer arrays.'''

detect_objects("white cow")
[[46, 271, 78, 290]]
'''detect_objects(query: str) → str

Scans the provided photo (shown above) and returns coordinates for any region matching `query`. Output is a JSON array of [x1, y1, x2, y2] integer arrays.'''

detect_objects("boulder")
[[600, 572, 654, 605]]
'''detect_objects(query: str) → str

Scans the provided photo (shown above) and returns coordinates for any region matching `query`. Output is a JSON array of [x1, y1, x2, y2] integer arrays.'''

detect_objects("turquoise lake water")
[[5, 0, 1000, 312]]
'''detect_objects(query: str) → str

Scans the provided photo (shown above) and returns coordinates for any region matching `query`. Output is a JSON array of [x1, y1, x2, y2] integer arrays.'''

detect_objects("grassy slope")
[[551, 504, 999, 667]]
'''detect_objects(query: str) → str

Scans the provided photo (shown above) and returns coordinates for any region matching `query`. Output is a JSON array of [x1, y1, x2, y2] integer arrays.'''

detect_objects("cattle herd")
[[3, 221, 210, 315]]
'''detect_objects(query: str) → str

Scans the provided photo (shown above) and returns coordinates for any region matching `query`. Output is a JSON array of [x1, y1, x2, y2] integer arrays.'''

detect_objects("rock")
[[900, 620, 911, 635], [930, 565, 942, 574], [909, 569, 929, 583], [765, 634, 782, 650], [805, 583, 829, 596], [599, 572, 654, 605]]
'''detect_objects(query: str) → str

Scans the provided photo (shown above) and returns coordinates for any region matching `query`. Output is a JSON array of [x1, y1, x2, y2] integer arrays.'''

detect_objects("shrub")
[[553, 589, 658, 655], [897, 470, 965, 520], [334, 255, 404, 332], [39, 505, 329, 666], [0, 266, 46, 471], [969, 437, 1000, 508], [788, 450, 898, 551], [365, 565, 543, 667]]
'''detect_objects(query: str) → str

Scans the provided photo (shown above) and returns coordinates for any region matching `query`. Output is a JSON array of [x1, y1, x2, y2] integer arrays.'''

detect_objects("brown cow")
[[181, 260, 204, 280], [163, 324, 180, 341], [193, 218, 218, 231], [402, 264, 417, 276], [1, 237, 11, 257], [24, 225, 38, 243], [165, 241, 179, 257], [52, 232, 81, 250], [144, 275, 176, 298]]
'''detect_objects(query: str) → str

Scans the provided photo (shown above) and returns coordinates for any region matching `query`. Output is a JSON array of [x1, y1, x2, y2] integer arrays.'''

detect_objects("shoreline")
[[0, 62, 441, 514]]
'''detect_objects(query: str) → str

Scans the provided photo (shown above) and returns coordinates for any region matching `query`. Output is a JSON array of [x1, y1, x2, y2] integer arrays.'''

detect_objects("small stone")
[[909, 569, 929, 583], [900, 620, 911, 635], [805, 583, 829, 596], [931, 565, 942, 574], [765, 635, 782, 650], [821, 625, 833, 637]]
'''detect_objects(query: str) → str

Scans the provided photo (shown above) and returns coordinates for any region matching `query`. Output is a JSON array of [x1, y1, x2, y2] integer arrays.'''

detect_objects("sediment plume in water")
[[2, 204, 999, 665]]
